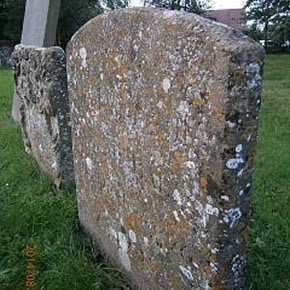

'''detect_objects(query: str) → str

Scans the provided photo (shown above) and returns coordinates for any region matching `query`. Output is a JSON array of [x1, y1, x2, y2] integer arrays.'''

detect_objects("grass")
[[246, 54, 290, 290], [0, 67, 128, 289], [0, 54, 290, 290]]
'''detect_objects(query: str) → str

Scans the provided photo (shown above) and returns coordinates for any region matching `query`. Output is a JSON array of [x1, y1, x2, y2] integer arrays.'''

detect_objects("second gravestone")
[[67, 8, 264, 289], [12, 45, 74, 187]]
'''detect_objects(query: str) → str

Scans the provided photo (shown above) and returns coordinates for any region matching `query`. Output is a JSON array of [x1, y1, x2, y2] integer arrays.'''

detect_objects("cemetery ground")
[[0, 54, 289, 290]]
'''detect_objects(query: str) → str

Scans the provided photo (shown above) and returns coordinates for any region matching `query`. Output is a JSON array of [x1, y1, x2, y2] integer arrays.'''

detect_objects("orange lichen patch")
[[116, 64, 128, 78], [169, 272, 181, 289], [218, 264, 227, 276], [212, 285, 227, 290], [243, 126, 255, 136], [200, 244, 210, 257], [118, 83, 128, 99], [156, 132, 166, 144], [213, 108, 225, 122], [200, 176, 208, 190], [164, 218, 176, 232], [191, 98, 203, 106], [237, 222, 249, 243], [174, 73, 186, 87], [198, 265, 211, 276], [176, 220, 190, 234], [94, 197, 102, 222], [247, 146, 257, 165], [125, 213, 141, 233], [146, 258, 161, 271], [169, 152, 186, 172], [164, 21, 174, 33], [163, 94, 173, 116]]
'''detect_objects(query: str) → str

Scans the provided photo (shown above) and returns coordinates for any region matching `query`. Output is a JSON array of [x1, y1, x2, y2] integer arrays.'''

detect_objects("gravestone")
[[67, 8, 264, 289], [12, 45, 74, 187], [12, 0, 61, 122]]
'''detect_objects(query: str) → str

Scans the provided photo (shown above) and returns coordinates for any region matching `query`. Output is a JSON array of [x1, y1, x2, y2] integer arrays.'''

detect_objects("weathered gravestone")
[[12, 45, 74, 187], [12, 0, 61, 122], [67, 8, 264, 289]]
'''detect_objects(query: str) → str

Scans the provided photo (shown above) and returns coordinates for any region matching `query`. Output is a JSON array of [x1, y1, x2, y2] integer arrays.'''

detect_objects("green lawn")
[[246, 54, 290, 290], [0, 55, 290, 290], [0, 68, 127, 289]]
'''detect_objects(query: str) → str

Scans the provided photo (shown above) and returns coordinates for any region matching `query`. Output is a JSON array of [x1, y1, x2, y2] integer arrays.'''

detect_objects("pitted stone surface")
[[12, 45, 74, 187], [67, 8, 264, 289]]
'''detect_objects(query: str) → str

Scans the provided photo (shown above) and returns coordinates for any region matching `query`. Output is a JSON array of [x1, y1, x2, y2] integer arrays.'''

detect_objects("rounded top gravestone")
[[67, 8, 264, 290]]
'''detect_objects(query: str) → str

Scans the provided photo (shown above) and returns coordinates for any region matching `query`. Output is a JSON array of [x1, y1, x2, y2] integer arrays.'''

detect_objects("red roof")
[[206, 9, 246, 30]]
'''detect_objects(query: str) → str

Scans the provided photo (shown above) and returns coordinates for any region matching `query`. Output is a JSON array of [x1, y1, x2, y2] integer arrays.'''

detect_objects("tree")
[[144, 0, 211, 15], [0, 0, 129, 45], [57, 0, 103, 47], [103, 0, 129, 9], [0, 0, 25, 41], [57, 0, 129, 47], [245, 0, 290, 48]]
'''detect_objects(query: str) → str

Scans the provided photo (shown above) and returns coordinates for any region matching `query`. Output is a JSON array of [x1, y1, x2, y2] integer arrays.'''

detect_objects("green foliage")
[[0, 0, 25, 41], [104, 0, 129, 9], [144, 0, 211, 14], [0, 67, 129, 290], [0, 0, 129, 46], [245, 0, 290, 48], [58, 0, 130, 48], [244, 24, 264, 41], [57, 0, 104, 47], [246, 54, 290, 289]]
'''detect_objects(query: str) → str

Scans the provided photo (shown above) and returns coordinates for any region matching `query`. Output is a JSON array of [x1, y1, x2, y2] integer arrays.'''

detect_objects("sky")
[[130, 0, 246, 9]]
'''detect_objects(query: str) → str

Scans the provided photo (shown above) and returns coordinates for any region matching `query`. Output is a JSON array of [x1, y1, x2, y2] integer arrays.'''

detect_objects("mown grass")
[[0, 67, 128, 290], [0, 54, 289, 290], [246, 54, 290, 290]]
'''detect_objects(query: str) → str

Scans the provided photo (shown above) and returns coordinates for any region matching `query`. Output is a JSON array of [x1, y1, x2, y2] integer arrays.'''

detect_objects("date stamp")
[[24, 245, 36, 289]]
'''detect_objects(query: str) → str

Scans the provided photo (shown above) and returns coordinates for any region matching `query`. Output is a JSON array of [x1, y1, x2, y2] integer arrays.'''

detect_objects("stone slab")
[[12, 44, 74, 187], [67, 8, 264, 289], [12, 0, 61, 123], [21, 0, 61, 47]]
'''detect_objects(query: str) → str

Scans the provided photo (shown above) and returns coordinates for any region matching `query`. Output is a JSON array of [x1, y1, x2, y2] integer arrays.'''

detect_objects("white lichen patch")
[[210, 262, 219, 274], [173, 210, 181, 222], [79, 47, 87, 68], [235, 144, 243, 153], [118, 232, 131, 271], [173, 189, 182, 205], [227, 121, 236, 128], [143, 237, 149, 247], [184, 161, 196, 170], [237, 169, 244, 177], [109, 227, 117, 239], [51, 161, 58, 170], [223, 208, 242, 228], [221, 195, 229, 202], [231, 254, 245, 278], [85, 157, 93, 170], [129, 229, 137, 243], [179, 265, 194, 281], [162, 78, 171, 93], [246, 63, 262, 89], [177, 101, 190, 120], [205, 204, 219, 217], [226, 158, 244, 170]]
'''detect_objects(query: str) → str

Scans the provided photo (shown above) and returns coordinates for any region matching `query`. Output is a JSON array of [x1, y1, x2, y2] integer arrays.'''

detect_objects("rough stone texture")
[[13, 0, 61, 123], [67, 8, 264, 289], [12, 45, 74, 187], [0, 46, 13, 66]]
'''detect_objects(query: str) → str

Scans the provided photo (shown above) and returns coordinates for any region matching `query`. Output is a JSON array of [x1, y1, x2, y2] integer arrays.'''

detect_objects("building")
[[206, 9, 246, 31]]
